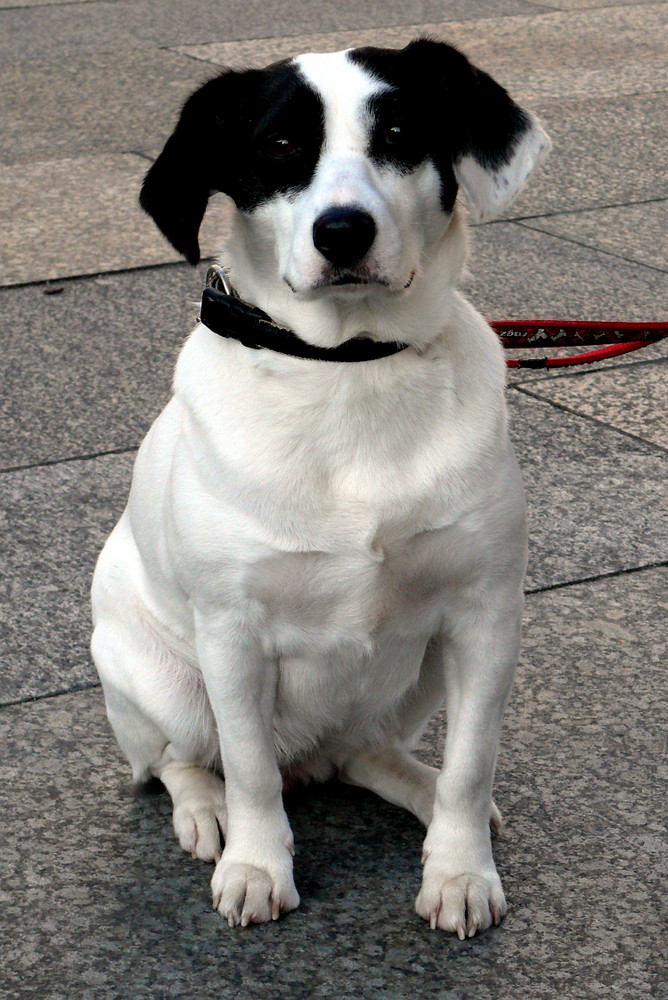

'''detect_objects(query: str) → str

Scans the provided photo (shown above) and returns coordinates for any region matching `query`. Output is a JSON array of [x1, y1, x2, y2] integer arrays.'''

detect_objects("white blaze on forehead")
[[294, 50, 389, 152]]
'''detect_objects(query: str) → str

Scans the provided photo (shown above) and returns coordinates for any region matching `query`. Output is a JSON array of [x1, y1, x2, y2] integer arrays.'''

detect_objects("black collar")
[[199, 266, 410, 363]]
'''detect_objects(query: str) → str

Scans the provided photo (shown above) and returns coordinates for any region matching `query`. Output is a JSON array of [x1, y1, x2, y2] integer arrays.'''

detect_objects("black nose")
[[312, 207, 376, 268]]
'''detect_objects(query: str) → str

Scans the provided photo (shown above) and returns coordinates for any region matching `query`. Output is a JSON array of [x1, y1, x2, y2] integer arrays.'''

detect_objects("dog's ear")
[[139, 72, 254, 265], [451, 63, 550, 222], [405, 39, 550, 221]]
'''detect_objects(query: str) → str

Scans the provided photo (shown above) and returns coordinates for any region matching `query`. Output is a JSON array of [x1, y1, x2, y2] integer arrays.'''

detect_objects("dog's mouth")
[[284, 269, 417, 297], [315, 268, 416, 293], [327, 273, 375, 287], [315, 267, 383, 290]]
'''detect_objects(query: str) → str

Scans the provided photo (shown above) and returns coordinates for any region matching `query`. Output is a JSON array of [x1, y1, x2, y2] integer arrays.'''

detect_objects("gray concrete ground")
[[1, 1, 666, 997]]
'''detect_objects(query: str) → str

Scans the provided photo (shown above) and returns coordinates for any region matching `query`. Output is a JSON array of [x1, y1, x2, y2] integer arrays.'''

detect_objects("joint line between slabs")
[[0, 445, 139, 476], [513, 222, 668, 276], [525, 560, 668, 596], [512, 385, 668, 455]]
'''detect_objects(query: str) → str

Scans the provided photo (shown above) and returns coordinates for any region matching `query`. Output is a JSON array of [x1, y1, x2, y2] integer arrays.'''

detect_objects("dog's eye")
[[383, 122, 415, 149], [263, 135, 301, 159]]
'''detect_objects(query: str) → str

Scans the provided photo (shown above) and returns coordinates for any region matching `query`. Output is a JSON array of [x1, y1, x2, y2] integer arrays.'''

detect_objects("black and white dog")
[[91, 39, 549, 936]]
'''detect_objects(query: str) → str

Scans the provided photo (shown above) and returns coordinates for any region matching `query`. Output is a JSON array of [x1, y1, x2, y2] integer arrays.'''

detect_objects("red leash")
[[491, 320, 668, 369]]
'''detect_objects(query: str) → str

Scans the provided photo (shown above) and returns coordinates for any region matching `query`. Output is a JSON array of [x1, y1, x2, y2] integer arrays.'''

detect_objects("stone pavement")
[[1, 1, 666, 997]]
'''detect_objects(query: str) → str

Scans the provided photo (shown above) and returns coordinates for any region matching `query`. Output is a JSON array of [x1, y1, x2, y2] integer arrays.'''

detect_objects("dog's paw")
[[211, 860, 300, 927], [171, 774, 228, 863], [416, 866, 507, 938]]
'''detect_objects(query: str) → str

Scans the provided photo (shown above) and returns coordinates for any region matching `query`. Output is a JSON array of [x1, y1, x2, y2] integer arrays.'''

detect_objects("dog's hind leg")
[[92, 591, 226, 863], [339, 747, 438, 827], [339, 748, 503, 831], [338, 635, 502, 832], [96, 663, 228, 863], [337, 634, 444, 827]]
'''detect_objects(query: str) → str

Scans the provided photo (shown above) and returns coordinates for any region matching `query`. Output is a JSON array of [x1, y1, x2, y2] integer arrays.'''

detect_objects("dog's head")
[[141, 39, 549, 305]]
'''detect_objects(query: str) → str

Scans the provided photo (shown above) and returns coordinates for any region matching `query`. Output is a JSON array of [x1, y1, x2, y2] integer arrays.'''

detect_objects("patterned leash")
[[491, 320, 668, 369]]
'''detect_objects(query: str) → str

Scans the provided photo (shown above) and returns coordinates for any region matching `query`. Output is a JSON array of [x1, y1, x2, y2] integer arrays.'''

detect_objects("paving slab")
[[505, 390, 668, 590], [178, 3, 668, 101], [1, 452, 134, 707], [518, 360, 668, 449], [0, 0, 95, 5], [448, 3, 668, 102], [534, 0, 653, 8], [518, 199, 668, 273], [3, 389, 666, 705], [0, 47, 221, 166], [1, 568, 665, 999], [0, 265, 207, 471], [465, 221, 668, 377], [420, 564, 668, 884], [0, 155, 233, 286], [473, 225, 668, 378], [496, 91, 668, 220], [0, 0, 541, 63], [464, 222, 668, 325]]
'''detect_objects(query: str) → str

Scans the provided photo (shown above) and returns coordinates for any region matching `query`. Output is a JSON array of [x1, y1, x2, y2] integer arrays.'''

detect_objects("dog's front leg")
[[416, 595, 522, 937], [195, 609, 299, 927]]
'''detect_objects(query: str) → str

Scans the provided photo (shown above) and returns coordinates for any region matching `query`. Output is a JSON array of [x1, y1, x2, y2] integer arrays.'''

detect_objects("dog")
[[91, 38, 549, 937]]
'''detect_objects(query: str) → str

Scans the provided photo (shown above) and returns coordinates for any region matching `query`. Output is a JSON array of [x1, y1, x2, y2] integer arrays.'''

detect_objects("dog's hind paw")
[[169, 769, 228, 863], [211, 860, 300, 927]]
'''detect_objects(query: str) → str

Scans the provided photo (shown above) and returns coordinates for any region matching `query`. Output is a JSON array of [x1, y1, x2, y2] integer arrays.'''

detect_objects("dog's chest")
[[169, 330, 503, 648], [246, 518, 459, 658], [243, 524, 461, 748]]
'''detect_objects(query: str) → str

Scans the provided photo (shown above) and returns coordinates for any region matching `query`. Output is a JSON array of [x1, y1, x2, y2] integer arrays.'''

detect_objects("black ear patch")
[[140, 63, 325, 264], [350, 38, 547, 217], [139, 90, 213, 266], [140, 73, 248, 265]]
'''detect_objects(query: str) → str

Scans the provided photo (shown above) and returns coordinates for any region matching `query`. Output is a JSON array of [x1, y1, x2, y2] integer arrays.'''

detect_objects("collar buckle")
[[206, 264, 235, 298]]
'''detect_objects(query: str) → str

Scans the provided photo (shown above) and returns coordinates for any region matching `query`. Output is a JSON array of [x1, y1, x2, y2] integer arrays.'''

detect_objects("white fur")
[[91, 48, 546, 936]]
